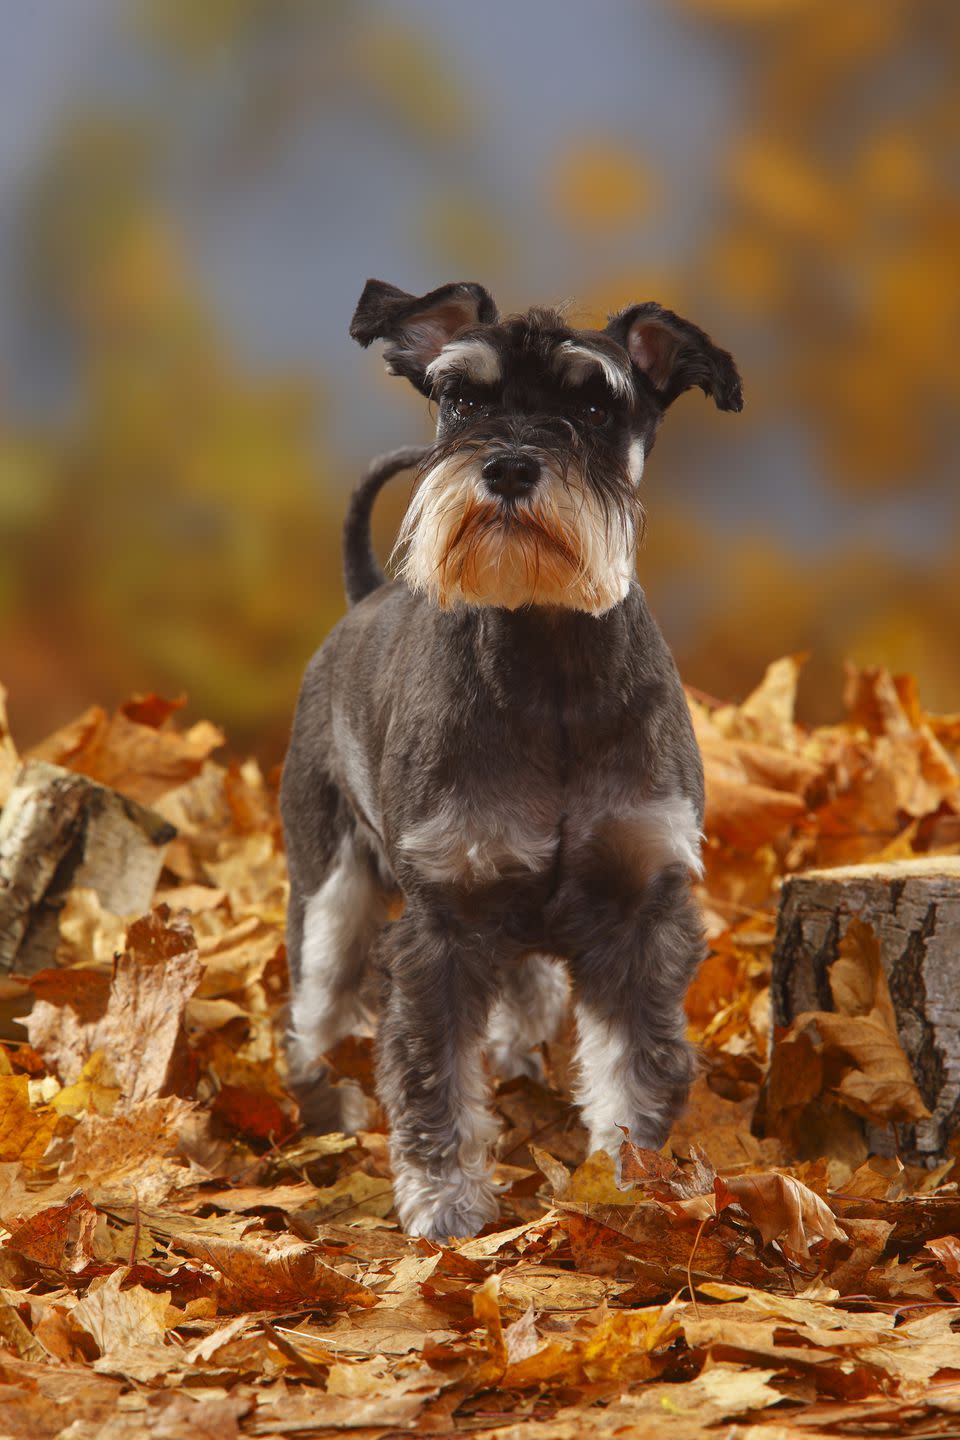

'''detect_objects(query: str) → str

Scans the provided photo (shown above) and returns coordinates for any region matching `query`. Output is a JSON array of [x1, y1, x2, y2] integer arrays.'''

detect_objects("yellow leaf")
[[0, 1076, 58, 1168]]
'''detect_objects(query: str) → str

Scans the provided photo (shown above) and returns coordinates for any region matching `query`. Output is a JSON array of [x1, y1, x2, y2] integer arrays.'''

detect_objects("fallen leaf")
[[182, 1234, 377, 1313], [0, 1076, 58, 1168], [766, 918, 930, 1142], [0, 1291, 49, 1362], [713, 655, 806, 751], [69, 1269, 176, 1381], [4, 658, 960, 1431], [28, 699, 223, 806], [715, 1171, 847, 1258], [27, 909, 202, 1102], [4, 1191, 98, 1272]]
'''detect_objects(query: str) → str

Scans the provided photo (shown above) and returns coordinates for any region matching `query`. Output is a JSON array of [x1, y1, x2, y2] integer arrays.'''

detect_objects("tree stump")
[[0, 761, 175, 975], [772, 857, 960, 1162]]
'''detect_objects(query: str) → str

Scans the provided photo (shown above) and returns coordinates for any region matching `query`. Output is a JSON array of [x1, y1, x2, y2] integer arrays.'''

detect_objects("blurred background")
[[2, 0, 958, 760]]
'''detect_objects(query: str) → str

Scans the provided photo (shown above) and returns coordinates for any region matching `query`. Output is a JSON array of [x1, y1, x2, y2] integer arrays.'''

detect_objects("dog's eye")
[[452, 395, 477, 418], [583, 403, 609, 427]]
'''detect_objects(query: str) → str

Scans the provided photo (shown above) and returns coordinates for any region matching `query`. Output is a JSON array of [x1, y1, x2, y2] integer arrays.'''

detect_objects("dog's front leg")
[[375, 905, 501, 1240], [566, 864, 705, 1162]]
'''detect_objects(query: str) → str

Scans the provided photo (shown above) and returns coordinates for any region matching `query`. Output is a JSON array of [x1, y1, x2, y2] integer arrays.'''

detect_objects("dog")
[[280, 279, 742, 1240]]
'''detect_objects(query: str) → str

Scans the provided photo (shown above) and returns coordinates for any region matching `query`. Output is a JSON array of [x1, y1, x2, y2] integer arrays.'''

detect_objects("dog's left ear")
[[605, 302, 743, 413], [350, 279, 498, 395]]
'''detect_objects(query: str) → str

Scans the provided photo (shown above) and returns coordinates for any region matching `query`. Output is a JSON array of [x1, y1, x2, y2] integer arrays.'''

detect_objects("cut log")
[[0, 761, 175, 975], [772, 857, 960, 1163]]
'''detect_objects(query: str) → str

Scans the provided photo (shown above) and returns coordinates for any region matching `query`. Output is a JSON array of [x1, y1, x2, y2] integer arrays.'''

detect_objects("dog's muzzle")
[[481, 452, 540, 502]]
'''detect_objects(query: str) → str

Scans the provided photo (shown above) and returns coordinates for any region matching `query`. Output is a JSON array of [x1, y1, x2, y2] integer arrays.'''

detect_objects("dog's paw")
[[393, 1161, 500, 1241]]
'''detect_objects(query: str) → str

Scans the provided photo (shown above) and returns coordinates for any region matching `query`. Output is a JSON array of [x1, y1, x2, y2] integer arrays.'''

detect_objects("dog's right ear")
[[350, 279, 498, 395]]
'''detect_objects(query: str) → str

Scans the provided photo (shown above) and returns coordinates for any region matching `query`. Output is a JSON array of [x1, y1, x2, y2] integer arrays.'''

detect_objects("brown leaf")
[[765, 918, 929, 1141], [4, 1191, 98, 1272], [704, 776, 806, 851], [0, 1386, 64, 1440], [713, 655, 806, 751], [63, 1096, 200, 1204], [924, 1234, 960, 1278], [825, 1217, 896, 1295], [211, 1083, 294, 1143], [503, 1304, 540, 1365], [715, 1172, 846, 1258], [620, 1140, 717, 1201], [183, 1235, 377, 1314], [29, 700, 223, 806], [295, 1171, 395, 1225], [0, 1291, 49, 1362], [69, 1269, 177, 1381], [27, 908, 202, 1103], [499, 1263, 627, 1316], [253, 1375, 439, 1433]]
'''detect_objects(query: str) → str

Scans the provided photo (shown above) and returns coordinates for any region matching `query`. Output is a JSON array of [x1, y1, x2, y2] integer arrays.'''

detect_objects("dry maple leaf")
[[926, 1234, 960, 1271], [66, 1268, 180, 1383], [704, 776, 807, 851], [27, 697, 224, 807], [620, 1141, 717, 1201], [715, 1172, 847, 1259], [183, 1235, 377, 1314], [765, 918, 929, 1145], [5, 662, 960, 1432], [713, 654, 807, 752], [63, 1095, 202, 1205], [26, 908, 202, 1103], [4, 1191, 98, 1273], [0, 1075, 59, 1170]]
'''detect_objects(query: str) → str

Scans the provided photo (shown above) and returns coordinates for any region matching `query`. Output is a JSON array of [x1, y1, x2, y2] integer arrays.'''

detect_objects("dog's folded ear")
[[350, 280, 498, 395], [605, 303, 743, 413]]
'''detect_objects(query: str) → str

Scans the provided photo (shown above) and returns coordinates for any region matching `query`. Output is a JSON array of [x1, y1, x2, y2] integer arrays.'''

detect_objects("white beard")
[[393, 457, 638, 616]]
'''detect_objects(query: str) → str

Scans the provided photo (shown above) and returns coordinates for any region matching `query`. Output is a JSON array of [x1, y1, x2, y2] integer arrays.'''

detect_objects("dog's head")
[[351, 279, 742, 616]]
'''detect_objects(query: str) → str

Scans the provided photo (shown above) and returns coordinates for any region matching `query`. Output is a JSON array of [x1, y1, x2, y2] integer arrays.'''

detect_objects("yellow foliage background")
[[2, 0, 958, 756]]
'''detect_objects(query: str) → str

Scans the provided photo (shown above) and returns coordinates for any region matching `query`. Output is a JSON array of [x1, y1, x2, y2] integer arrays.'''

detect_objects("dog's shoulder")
[[618, 582, 687, 695], [615, 582, 704, 805]]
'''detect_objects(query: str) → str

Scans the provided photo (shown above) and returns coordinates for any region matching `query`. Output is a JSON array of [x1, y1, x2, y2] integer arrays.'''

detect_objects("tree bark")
[[772, 857, 960, 1162], [0, 761, 175, 975]]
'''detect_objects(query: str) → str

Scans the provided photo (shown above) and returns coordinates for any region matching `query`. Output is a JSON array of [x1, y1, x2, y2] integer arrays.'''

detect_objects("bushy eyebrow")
[[425, 338, 502, 389], [553, 341, 634, 400]]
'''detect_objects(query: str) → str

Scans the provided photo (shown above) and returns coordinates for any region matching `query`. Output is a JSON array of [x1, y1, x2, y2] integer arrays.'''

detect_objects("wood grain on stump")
[[773, 857, 960, 1162]]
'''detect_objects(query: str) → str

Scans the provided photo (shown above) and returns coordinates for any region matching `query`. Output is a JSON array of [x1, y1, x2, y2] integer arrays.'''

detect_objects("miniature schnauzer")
[[281, 279, 742, 1240]]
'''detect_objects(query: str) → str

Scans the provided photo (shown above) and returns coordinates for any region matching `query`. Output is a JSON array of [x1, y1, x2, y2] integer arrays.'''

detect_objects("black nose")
[[482, 453, 540, 500]]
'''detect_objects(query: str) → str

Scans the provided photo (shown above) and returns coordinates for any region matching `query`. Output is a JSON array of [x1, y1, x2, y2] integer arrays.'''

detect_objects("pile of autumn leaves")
[[0, 658, 960, 1439]]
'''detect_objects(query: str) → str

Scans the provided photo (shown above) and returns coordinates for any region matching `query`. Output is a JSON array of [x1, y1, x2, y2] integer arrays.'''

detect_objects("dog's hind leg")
[[486, 953, 569, 1082], [287, 828, 388, 1073], [376, 904, 501, 1240], [282, 757, 389, 1129]]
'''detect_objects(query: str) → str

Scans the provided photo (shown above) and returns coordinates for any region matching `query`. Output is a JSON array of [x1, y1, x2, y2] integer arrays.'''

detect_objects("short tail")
[[342, 445, 430, 607]]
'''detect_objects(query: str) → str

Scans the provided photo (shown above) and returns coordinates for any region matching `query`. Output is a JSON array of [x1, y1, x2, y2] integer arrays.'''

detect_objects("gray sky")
[[0, 1, 952, 559]]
